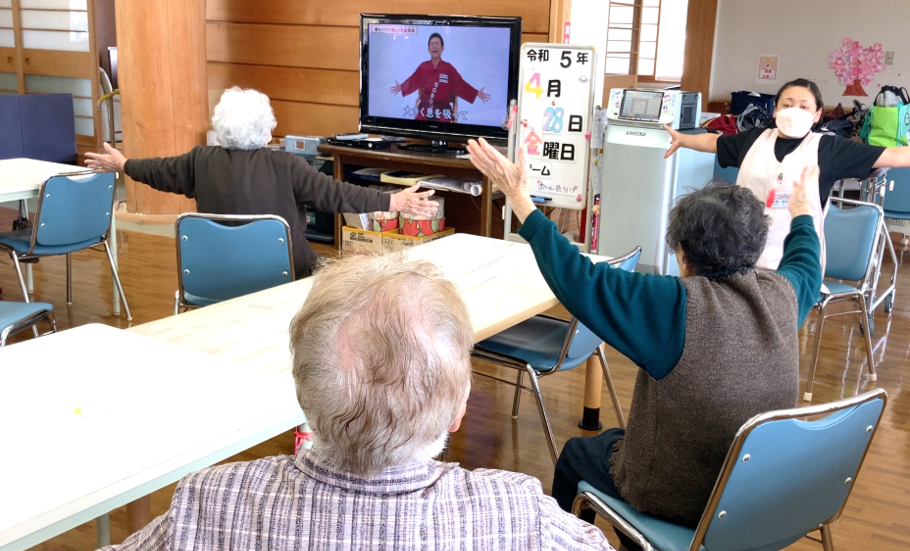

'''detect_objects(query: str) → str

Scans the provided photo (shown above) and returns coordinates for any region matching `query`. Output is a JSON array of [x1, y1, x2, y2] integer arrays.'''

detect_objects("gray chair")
[[573, 388, 887, 551]]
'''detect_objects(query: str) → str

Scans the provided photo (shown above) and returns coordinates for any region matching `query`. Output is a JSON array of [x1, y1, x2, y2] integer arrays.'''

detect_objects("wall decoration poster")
[[757, 55, 779, 83]]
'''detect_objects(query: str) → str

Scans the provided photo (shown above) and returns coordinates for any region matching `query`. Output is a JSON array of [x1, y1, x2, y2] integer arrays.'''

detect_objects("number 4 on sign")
[[525, 73, 543, 99]]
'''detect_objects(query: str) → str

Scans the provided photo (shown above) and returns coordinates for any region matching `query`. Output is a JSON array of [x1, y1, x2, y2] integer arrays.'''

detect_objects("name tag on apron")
[[766, 174, 794, 209]]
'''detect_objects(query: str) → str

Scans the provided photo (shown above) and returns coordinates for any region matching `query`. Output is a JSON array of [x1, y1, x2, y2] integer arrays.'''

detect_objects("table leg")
[[110, 213, 121, 316], [25, 264, 33, 294], [96, 513, 111, 548], [481, 177, 493, 237], [579, 353, 603, 431], [127, 496, 152, 535]]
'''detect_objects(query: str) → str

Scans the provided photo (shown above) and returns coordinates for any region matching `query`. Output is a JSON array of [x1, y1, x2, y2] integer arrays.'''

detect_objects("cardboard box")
[[400, 217, 446, 237], [382, 228, 455, 253], [342, 227, 398, 254]]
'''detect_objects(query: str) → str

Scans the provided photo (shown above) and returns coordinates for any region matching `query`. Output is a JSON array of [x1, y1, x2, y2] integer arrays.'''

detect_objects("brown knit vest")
[[610, 271, 800, 524]]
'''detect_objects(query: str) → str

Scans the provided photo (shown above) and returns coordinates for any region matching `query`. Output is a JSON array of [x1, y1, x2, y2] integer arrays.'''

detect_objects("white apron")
[[737, 129, 825, 273]]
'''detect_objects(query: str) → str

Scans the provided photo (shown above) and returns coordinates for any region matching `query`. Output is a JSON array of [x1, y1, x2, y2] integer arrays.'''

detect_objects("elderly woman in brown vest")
[[467, 138, 822, 550]]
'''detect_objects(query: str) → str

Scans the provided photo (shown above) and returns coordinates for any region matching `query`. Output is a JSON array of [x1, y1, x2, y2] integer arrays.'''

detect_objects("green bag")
[[861, 86, 910, 147]]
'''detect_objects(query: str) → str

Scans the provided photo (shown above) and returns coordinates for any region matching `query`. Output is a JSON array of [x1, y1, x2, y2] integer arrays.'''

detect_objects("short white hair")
[[289, 253, 473, 476], [211, 86, 277, 151]]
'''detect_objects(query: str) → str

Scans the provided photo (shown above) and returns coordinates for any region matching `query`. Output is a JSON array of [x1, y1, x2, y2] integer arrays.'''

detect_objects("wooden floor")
[[2, 211, 909, 550]]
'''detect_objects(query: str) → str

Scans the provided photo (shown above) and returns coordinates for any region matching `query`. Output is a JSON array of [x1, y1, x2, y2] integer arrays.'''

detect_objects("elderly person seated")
[[85, 87, 436, 279], [467, 139, 822, 549], [100, 253, 614, 551]]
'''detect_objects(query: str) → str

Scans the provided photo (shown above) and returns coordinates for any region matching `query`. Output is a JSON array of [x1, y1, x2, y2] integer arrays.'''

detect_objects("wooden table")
[[317, 143, 498, 245], [0, 325, 303, 551], [0, 158, 122, 315]]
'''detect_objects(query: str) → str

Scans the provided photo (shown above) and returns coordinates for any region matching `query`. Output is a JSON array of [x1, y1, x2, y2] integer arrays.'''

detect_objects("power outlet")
[[885, 51, 895, 65]]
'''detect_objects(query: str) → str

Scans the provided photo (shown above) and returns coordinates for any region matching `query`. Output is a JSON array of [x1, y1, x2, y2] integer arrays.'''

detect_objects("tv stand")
[[317, 143, 501, 248], [398, 140, 466, 155]]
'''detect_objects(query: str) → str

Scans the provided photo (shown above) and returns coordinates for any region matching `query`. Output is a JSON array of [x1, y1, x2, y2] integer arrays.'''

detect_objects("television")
[[359, 14, 522, 151]]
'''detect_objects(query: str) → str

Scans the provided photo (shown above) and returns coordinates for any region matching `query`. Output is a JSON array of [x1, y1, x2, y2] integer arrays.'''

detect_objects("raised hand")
[[390, 80, 402, 95], [467, 138, 535, 221], [477, 87, 490, 103], [789, 165, 819, 219], [663, 124, 682, 159]]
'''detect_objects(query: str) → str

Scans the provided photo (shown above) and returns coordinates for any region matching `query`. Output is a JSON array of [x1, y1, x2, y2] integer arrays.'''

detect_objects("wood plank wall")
[[205, 0, 554, 139]]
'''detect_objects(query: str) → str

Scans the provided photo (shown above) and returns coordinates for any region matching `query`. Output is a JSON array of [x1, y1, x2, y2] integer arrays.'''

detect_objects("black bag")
[[730, 91, 776, 116]]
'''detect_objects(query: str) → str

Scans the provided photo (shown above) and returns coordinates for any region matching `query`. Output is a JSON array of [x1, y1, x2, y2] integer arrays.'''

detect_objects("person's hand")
[[789, 165, 818, 219], [477, 87, 490, 103], [390, 81, 402, 95], [389, 185, 438, 217], [85, 142, 127, 173], [467, 138, 535, 221], [663, 124, 683, 159]]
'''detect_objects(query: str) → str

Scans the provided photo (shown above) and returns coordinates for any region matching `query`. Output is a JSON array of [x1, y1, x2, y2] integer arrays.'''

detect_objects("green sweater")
[[517, 210, 822, 380]]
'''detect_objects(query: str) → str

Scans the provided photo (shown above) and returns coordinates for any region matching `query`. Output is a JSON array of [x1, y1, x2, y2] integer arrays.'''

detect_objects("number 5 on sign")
[[525, 73, 543, 98]]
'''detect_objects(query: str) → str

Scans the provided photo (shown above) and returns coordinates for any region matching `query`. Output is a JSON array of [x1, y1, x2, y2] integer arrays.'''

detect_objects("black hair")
[[776, 78, 824, 112], [665, 181, 770, 280], [428, 33, 444, 48]]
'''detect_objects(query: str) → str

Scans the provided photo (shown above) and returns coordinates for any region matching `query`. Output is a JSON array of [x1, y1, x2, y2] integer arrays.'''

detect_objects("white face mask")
[[775, 107, 815, 138]]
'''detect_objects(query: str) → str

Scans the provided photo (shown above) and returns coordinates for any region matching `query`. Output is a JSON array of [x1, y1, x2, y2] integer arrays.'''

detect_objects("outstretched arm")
[[88, 143, 199, 197], [873, 145, 910, 168], [777, 165, 823, 326], [663, 124, 719, 159], [85, 142, 126, 173]]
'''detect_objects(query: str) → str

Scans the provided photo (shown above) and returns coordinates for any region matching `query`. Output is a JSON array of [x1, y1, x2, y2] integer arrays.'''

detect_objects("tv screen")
[[360, 14, 521, 145]]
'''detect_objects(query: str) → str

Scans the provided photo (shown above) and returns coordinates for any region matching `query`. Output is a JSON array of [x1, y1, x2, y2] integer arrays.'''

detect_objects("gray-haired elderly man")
[[85, 87, 436, 279], [99, 253, 613, 551]]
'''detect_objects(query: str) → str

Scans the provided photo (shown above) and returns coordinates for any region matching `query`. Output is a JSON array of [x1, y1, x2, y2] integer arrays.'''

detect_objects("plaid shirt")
[[101, 449, 612, 550]]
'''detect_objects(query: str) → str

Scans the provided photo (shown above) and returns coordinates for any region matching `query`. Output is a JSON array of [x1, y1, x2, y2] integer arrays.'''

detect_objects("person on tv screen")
[[390, 32, 490, 123]]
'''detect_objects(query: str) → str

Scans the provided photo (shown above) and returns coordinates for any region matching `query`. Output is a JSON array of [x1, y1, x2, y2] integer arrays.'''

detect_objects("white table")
[[0, 324, 304, 551], [0, 158, 122, 315]]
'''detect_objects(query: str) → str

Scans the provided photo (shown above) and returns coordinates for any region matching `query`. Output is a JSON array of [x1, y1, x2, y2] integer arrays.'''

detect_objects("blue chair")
[[803, 198, 890, 402], [573, 388, 887, 551], [882, 166, 910, 246], [174, 213, 294, 315], [0, 172, 131, 320], [0, 301, 56, 346], [712, 156, 739, 183], [471, 247, 641, 464]]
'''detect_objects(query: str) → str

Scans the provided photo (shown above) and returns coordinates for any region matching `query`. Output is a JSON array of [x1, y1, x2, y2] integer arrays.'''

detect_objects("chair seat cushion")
[[476, 316, 585, 372], [0, 301, 54, 328], [0, 229, 101, 256], [819, 281, 862, 301], [577, 482, 704, 551]]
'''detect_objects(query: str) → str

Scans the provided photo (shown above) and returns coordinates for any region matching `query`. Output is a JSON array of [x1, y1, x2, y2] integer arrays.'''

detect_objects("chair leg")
[[804, 305, 827, 402], [103, 241, 132, 321], [66, 253, 73, 305], [511, 370, 524, 418], [9, 253, 30, 302], [856, 294, 877, 382], [524, 364, 558, 465], [820, 524, 835, 551], [174, 290, 181, 316], [596, 345, 626, 429]]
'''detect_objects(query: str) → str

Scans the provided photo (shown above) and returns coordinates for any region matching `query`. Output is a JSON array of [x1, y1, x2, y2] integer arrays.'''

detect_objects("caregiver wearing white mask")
[[665, 78, 910, 271]]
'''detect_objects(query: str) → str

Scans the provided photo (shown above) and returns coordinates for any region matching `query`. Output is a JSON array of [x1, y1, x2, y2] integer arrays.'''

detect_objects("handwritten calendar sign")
[[516, 43, 596, 210]]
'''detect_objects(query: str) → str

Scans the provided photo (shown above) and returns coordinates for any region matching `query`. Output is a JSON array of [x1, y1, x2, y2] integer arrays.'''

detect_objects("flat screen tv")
[[359, 14, 522, 150]]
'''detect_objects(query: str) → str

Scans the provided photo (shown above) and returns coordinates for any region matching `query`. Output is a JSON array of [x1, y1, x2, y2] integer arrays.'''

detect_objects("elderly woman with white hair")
[[85, 86, 437, 278]]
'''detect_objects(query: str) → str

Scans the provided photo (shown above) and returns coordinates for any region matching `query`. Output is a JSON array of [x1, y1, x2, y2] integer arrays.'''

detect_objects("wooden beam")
[[680, 0, 718, 111]]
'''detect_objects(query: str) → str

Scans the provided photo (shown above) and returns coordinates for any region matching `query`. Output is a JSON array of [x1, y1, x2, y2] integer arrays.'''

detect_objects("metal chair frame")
[[174, 213, 294, 315], [471, 246, 640, 465], [0, 306, 57, 346], [0, 172, 131, 320], [804, 198, 895, 401], [573, 388, 887, 551]]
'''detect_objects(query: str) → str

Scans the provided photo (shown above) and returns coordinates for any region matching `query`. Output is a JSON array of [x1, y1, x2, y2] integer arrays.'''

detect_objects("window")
[[605, 0, 689, 82]]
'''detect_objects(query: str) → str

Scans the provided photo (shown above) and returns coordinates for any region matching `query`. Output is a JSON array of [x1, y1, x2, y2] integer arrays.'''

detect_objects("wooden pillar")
[[681, 0, 719, 111], [114, 0, 207, 215]]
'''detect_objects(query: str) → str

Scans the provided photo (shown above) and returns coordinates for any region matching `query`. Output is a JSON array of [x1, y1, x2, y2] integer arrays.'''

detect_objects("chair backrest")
[[568, 247, 642, 360], [176, 213, 294, 305], [31, 172, 115, 249], [882, 167, 910, 215], [0, 94, 77, 163], [713, 155, 740, 183], [691, 389, 886, 551], [823, 199, 881, 282]]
